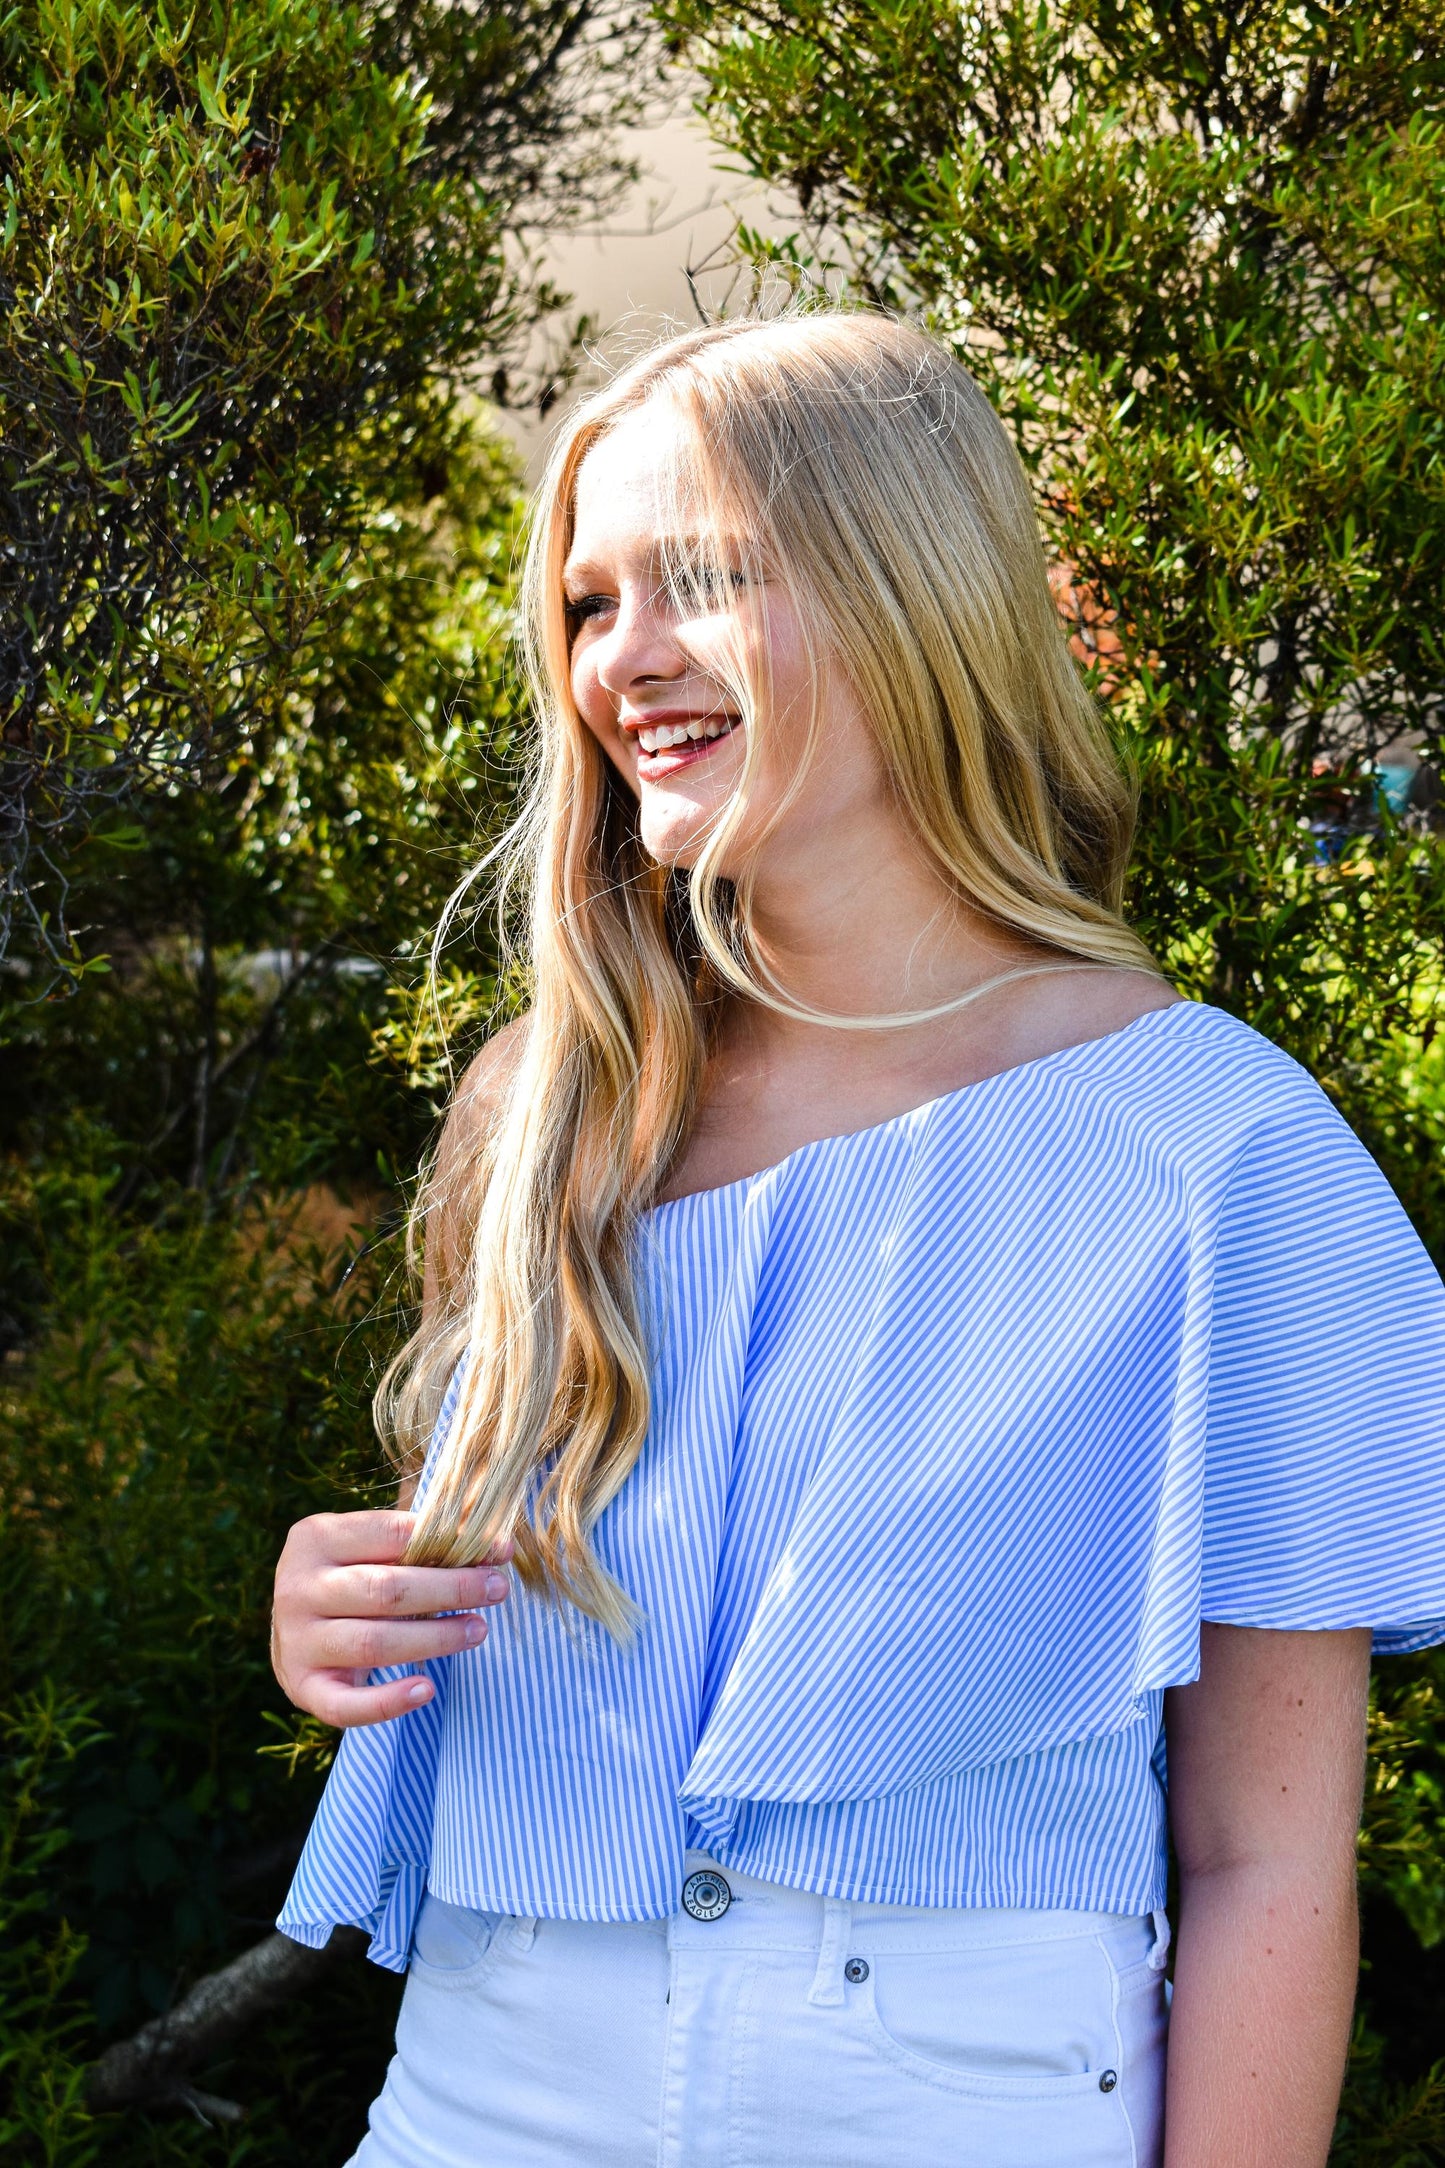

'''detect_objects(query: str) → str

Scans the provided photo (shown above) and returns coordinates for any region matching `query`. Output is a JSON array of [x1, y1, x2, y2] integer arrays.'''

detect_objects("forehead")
[[566, 402, 703, 567]]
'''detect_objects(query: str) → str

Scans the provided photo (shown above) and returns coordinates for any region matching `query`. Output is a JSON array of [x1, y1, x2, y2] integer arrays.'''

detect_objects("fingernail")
[[463, 1615, 486, 1644], [485, 1572, 509, 1601], [407, 1680, 432, 1705]]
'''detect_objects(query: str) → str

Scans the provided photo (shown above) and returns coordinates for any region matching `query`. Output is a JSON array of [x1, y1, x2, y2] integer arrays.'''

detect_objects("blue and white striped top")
[[280, 1001, 1445, 1971]]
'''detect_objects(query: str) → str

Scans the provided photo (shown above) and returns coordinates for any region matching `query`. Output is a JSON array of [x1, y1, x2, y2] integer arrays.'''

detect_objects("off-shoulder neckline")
[[647, 997, 1209, 1215]]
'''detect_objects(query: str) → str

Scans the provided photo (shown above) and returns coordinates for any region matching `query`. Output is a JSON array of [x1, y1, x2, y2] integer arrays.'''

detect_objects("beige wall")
[[498, 107, 785, 476]]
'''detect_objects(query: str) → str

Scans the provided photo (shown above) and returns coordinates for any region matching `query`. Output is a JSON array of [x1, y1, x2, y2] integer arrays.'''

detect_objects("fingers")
[[320, 1560, 510, 1622], [272, 1508, 516, 1732], [302, 1671, 440, 1729], [306, 1510, 420, 1566], [323, 1511, 515, 1570], [287, 1512, 515, 1575], [305, 1610, 493, 1675]]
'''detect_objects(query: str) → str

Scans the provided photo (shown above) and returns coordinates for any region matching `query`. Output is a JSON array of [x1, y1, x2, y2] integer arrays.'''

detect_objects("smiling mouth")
[[630, 714, 740, 778], [633, 715, 736, 753]]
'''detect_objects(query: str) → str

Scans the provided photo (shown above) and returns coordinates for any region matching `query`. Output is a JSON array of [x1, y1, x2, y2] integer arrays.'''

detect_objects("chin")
[[637, 801, 722, 872]]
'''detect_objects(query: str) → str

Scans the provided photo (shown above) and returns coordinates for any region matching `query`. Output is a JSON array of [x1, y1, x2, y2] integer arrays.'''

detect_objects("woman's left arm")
[[1163, 1621, 1372, 2168]]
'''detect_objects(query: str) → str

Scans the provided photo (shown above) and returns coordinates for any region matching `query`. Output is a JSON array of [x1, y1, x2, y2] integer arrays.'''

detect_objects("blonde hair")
[[381, 308, 1157, 1634]]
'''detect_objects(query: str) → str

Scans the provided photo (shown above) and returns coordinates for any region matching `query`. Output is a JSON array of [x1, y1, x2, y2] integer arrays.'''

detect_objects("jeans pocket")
[[857, 1937, 1121, 2101], [408, 1892, 505, 1988]]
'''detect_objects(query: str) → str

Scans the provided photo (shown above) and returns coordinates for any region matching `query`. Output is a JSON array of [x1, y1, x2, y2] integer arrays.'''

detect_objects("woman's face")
[[564, 402, 886, 879]]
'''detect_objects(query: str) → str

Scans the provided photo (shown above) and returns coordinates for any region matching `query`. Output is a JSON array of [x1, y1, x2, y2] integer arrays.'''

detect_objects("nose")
[[594, 584, 687, 698]]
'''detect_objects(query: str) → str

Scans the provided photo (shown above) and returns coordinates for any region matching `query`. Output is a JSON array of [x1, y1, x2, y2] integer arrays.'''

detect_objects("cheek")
[[731, 607, 822, 783], [570, 642, 602, 731], [571, 650, 633, 786], [761, 625, 813, 724]]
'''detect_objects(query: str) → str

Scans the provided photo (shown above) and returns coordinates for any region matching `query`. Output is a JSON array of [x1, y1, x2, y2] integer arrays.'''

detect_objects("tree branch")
[[85, 1925, 369, 2117]]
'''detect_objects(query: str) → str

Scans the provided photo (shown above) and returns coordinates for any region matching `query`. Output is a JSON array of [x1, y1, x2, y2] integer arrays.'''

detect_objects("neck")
[[724, 812, 1032, 1065]]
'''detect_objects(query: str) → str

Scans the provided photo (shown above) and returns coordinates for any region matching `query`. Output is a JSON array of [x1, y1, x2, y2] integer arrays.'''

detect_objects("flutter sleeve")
[[1200, 1077, 1445, 1654]]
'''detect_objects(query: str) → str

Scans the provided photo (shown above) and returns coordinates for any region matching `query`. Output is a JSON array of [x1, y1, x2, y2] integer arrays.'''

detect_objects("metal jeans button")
[[843, 1957, 869, 1984], [681, 1869, 732, 1921], [1098, 2069, 1119, 2093]]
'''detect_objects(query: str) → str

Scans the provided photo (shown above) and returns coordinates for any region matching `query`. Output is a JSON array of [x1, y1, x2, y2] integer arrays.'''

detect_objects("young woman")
[[271, 312, 1445, 2168]]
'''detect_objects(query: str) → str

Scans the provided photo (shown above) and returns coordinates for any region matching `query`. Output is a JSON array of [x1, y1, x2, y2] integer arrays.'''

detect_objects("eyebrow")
[[561, 535, 751, 589], [560, 553, 612, 592]]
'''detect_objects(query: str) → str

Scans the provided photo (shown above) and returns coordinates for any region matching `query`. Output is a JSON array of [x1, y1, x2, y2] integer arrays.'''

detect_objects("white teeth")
[[632, 717, 737, 754]]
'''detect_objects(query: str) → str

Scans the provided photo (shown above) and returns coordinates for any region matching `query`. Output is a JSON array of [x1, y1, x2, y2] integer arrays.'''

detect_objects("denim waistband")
[[666, 1855, 1169, 2014], [671, 1854, 1166, 1963]]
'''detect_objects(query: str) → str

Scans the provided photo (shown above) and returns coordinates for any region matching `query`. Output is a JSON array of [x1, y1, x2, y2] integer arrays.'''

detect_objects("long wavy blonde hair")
[[381, 308, 1158, 1634]]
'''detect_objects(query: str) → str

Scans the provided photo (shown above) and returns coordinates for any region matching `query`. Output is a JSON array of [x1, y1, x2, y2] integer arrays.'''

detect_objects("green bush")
[[1, 0, 641, 976], [660, 0, 1445, 1213], [0, 1134, 410, 2157], [0, 1692, 104, 2167], [0, 0, 640, 2155]]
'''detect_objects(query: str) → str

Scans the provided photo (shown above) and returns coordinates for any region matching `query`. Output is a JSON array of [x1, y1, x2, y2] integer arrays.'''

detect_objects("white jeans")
[[352, 1856, 1170, 2167]]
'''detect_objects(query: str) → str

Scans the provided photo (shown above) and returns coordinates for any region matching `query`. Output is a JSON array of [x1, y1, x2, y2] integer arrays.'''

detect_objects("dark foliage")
[[0, 0, 646, 972], [0, 0, 638, 2157]]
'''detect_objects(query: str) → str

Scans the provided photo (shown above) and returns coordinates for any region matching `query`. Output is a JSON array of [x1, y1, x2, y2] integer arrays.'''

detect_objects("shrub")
[[0, 0, 641, 2152]]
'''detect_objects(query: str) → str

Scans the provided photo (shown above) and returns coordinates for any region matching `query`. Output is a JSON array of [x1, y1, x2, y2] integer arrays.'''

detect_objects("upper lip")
[[619, 708, 739, 736]]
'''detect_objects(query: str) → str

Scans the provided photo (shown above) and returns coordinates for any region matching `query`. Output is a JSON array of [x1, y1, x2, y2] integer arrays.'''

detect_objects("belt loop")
[[1146, 1908, 1171, 1971], [510, 1915, 538, 1952], [807, 1896, 852, 2008]]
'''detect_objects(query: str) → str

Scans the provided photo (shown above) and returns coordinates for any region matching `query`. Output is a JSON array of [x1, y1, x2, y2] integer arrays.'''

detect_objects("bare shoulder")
[[1000, 958, 1181, 1072], [424, 1016, 529, 1309], [439, 1015, 530, 1160], [430, 1013, 530, 1192], [1064, 964, 1182, 1033]]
